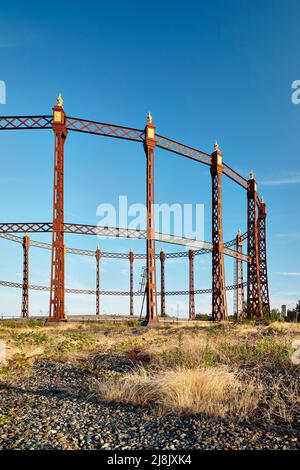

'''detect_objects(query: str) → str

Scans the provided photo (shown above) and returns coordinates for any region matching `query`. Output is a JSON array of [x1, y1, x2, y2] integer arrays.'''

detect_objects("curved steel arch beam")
[[0, 223, 249, 261], [0, 114, 249, 190], [0, 279, 247, 296]]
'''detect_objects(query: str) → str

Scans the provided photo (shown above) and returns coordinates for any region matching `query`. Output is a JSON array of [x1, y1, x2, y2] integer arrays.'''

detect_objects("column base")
[[141, 317, 159, 327]]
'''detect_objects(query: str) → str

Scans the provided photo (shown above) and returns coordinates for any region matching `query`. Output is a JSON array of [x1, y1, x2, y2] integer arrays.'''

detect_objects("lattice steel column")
[[210, 143, 227, 321], [234, 230, 244, 319], [49, 95, 67, 322], [129, 248, 134, 316], [160, 248, 166, 317], [258, 197, 270, 316], [247, 172, 263, 318], [96, 245, 101, 316], [22, 234, 30, 318], [189, 249, 195, 320], [143, 113, 158, 324]]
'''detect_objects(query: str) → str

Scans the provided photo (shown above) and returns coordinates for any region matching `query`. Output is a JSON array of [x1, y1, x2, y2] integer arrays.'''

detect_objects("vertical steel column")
[[21, 234, 30, 319], [247, 172, 263, 318], [234, 230, 244, 319], [129, 248, 134, 316], [143, 113, 158, 324], [189, 249, 195, 320], [160, 248, 166, 317], [258, 198, 270, 316], [211, 143, 227, 321], [96, 245, 101, 316], [49, 94, 67, 322]]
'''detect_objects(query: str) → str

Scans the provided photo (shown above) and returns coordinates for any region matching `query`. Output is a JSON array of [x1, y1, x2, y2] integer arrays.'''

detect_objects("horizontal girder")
[[0, 115, 248, 190], [0, 279, 247, 296], [0, 223, 249, 262]]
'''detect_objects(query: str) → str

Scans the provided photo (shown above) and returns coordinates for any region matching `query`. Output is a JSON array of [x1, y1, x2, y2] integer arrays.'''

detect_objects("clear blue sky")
[[0, 0, 299, 317]]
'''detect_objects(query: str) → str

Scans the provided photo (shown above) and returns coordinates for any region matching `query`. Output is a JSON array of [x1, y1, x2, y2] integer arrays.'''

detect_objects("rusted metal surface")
[[0, 102, 270, 322], [129, 249, 134, 316], [234, 231, 245, 319], [0, 231, 248, 258], [247, 177, 263, 318], [155, 134, 212, 166], [49, 99, 67, 322], [222, 163, 248, 189], [95, 246, 101, 316], [66, 116, 144, 142], [21, 235, 30, 318], [144, 114, 158, 324], [0, 228, 249, 261], [160, 248, 166, 317], [211, 144, 227, 321], [188, 250, 195, 320], [0, 115, 52, 130], [258, 200, 270, 316], [0, 278, 247, 296]]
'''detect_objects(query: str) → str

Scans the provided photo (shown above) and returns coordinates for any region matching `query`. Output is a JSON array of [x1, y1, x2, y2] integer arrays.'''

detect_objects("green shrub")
[[9, 331, 49, 346], [127, 320, 141, 327], [26, 319, 46, 328]]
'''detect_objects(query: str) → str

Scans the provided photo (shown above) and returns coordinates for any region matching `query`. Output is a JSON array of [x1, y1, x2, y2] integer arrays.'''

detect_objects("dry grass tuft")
[[93, 366, 262, 419]]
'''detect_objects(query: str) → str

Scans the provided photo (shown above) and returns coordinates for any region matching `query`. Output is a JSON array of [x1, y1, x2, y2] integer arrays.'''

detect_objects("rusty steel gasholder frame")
[[160, 248, 166, 317], [0, 98, 270, 322], [143, 114, 158, 324], [247, 177, 263, 318], [129, 248, 134, 317], [234, 230, 245, 319], [211, 144, 227, 321], [95, 245, 101, 316], [21, 234, 30, 318], [188, 249, 195, 320], [48, 101, 67, 322], [258, 199, 270, 316]]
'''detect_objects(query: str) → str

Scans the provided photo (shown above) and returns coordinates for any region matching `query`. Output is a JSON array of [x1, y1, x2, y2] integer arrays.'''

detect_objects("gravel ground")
[[0, 360, 299, 450]]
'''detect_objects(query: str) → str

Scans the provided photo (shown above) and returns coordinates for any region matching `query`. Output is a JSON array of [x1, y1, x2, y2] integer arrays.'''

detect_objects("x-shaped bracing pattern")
[[0, 279, 247, 296], [66, 117, 145, 142], [0, 116, 52, 130], [0, 115, 249, 191], [155, 134, 212, 165], [0, 225, 248, 261]]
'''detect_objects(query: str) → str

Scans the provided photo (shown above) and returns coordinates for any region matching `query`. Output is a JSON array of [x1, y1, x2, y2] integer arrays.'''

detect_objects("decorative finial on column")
[[261, 195, 265, 204], [250, 169, 255, 180], [214, 141, 219, 151], [147, 112, 152, 124], [57, 93, 63, 108], [238, 228, 241, 236]]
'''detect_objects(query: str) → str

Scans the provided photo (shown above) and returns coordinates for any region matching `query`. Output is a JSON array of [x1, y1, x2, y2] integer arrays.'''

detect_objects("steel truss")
[[247, 178, 263, 317], [0, 279, 247, 297], [188, 250, 195, 320], [211, 145, 227, 321], [234, 231, 245, 319], [0, 101, 269, 322]]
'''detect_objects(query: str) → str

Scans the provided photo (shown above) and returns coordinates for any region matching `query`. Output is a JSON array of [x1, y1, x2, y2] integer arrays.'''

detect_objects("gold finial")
[[97, 243, 100, 251], [214, 141, 219, 151], [57, 93, 63, 108], [147, 112, 152, 124], [238, 228, 241, 236], [261, 195, 264, 204], [250, 169, 255, 180], [130, 247, 133, 253]]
